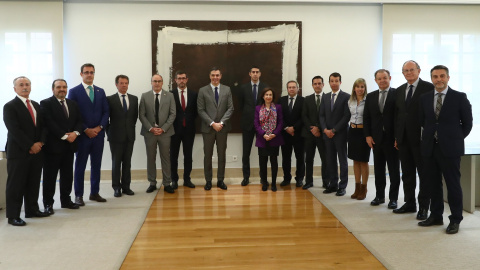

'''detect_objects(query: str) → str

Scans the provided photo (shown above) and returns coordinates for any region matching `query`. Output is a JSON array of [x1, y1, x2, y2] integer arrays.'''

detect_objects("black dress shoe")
[[335, 188, 346, 196], [183, 181, 195, 188], [241, 178, 250, 186], [446, 222, 460, 234], [271, 184, 277, 192], [45, 205, 55, 215], [8, 218, 26, 226], [261, 182, 269, 191], [122, 189, 135, 196], [75, 196, 85, 206], [322, 183, 328, 189], [296, 180, 303, 187], [204, 182, 212, 191], [393, 204, 416, 214], [164, 185, 175, 194], [370, 197, 385, 206], [387, 200, 398, 209], [61, 201, 80, 209], [280, 180, 291, 186], [418, 216, 444, 227], [25, 210, 50, 218], [146, 185, 157, 193], [323, 187, 338, 194], [417, 208, 428, 220], [89, 193, 107, 202], [171, 181, 178, 190], [114, 189, 122, 198], [302, 183, 313, 190], [217, 181, 228, 190]]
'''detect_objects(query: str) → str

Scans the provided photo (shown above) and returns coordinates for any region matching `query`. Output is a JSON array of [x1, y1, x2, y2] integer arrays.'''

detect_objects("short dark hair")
[[81, 63, 95, 73], [329, 72, 342, 82], [250, 65, 260, 72], [402, 60, 420, 70], [210, 67, 221, 74], [286, 80, 299, 88], [175, 70, 188, 78], [115, 75, 129, 84], [312, 75, 324, 84], [430, 65, 449, 76], [260, 87, 277, 105], [52, 79, 67, 90], [374, 69, 390, 78]]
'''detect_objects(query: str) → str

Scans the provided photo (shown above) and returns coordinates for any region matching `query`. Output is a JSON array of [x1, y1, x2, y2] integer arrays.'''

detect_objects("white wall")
[[63, 2, 382, 171]]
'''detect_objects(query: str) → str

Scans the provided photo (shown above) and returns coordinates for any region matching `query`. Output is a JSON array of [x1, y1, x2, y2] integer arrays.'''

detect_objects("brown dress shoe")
[[89, 193, 107, 202], [75, 196, 85, 206]]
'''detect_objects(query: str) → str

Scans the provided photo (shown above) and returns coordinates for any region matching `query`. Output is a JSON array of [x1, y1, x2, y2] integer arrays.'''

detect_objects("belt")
[[350, 123, 363, 128]]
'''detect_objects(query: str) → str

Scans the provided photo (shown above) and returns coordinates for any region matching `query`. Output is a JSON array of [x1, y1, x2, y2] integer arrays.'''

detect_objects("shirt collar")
[[82, 82, 93, 89]]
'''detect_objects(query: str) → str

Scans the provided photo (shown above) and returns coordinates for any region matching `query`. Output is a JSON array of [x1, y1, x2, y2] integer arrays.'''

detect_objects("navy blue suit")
[[419, 87, 472, 223], [68, 83, 109, 197]]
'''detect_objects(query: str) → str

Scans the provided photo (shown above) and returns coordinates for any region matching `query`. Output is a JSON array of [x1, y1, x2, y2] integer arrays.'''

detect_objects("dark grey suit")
[[197, 84, 234, 182]]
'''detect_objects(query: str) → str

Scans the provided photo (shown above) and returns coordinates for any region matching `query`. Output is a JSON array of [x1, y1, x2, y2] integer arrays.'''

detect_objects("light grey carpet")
[[309, 177, 480, 270], [0, 181, 156, 270]]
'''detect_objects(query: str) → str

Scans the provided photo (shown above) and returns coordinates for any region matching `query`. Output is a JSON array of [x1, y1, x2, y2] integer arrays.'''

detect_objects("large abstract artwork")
[[151, 21, 302, 133]]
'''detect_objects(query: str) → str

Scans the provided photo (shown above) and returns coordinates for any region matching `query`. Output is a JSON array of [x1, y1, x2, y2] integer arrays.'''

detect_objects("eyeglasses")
[[152, 80, 163, 83], [82, 71, 95, 75], [402, 68, 417, 73]]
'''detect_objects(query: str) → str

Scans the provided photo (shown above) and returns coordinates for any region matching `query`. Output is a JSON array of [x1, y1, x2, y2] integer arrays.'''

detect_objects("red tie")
[[26, 99, 36, 126], [181, 90, 186, 127]]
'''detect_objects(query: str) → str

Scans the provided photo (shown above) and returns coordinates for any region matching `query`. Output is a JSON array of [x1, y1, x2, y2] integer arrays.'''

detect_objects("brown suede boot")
[[351, 183, 361, 199], [357, 184, 367, 200]]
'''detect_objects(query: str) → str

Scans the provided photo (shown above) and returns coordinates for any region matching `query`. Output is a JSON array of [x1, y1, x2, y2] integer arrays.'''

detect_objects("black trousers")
[[170, 127, 195, 182], [109, 140, 134, 190], [242, 128, 256, 179], [304, 136, 327, 186], [281, 135, 305, 182], [43, 149, 75, 206], [259, 155, 278, 184], [372, 136, 400, 200], [324, 136, 348, 190]]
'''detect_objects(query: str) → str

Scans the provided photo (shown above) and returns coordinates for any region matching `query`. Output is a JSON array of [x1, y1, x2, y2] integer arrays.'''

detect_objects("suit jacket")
[[67, 83, 110, 138], [3, 96, 47, 159], [171, 88, 197, 135], [238, 81, 267, 131], [40, 96, 83, 154], [419, 87, 472, 158], [318, 90, 351, 141], [279, 95, 304, 138], [394, 78, 434, 145], [197, 84, 234, 133], [363, 88, 397, 145], [106, 93, 138, 143], [254, 104, 284, 148], [139, 90, 176, 137], [301, 93, 324, 139]]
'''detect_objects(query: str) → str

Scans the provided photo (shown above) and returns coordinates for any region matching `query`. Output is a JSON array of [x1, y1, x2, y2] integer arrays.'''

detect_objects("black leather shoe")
[[217, 181, 227, 190], [302, 183, 313, 190], [89, 193, 107, 202], [418, 216, 444, 227], [171, 181, 178, 190], [114, 188, 122, 197], [25, 210, 50, 218], [75, 196, 85, 206], [164, 185, 175, 194], [262, 182, 269, 191], [122, 189, 135, 196], [335, 188, 346, 196], [323, 187, 338, 194], [370, 197, 385, 206], [417, 208, 428, 220], [183, 181, 195, 188], [280, 180, 291, 186], [446, 222, 460, 234], [322, 183, 328, 189], [61, 201, 80, 209], [271, 184, 277, 192], [45, 205, 55, 215], [241, 178, 250, 186], [393, 204, 416, 214], [204, 182, 212, 191], [296, 180, 304, 187], [8, 218, 26, 226], [146, 185, 157, 193], [388, 200, 398, 209]]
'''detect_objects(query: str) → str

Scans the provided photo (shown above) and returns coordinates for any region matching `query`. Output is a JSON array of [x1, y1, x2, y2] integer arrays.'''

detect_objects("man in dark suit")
[[238, 66, 267, 186], [170, 70, 197, 189], [68, 63, 110, 206], [363, 69, 400, 209], [139, 74, 176, 194], [319, 72, 351, 196], [393, 60, 434, 220], [301, 76, 327, 190], [418, 65, 472, 234], [3, 76, 49, 226], [197, 67, 234, 191], [279, 80, 305, 187], [41, 79, 83, 214], [107, 75, 138, 197]]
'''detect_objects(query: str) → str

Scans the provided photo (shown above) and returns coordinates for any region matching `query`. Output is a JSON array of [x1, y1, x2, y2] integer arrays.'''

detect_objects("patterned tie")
[[331, 93, 336, 111], [316, 95, 321, 110], [379, 90, 387, 113], [215, 87, 219, 104], [122, 95, 127, 113], [155, 93, 160, 125], [253, 84, 257, 104], [435, 93, 443, 140], [60, 100, 68, 118], [88, 85, 94, 103], [288, 97, 294, 112], [26, 99, 35, 126], [405, 85, 413, 107], [181, 90, 186, 127]]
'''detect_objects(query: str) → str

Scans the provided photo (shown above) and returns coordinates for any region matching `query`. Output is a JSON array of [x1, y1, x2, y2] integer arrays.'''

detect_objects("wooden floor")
[[122, 185, 385, 269]]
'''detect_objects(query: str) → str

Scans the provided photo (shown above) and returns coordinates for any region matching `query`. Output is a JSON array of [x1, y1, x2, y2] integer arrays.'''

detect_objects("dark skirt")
[[258, 142, 280, 157], [347, 127, 371, 162]]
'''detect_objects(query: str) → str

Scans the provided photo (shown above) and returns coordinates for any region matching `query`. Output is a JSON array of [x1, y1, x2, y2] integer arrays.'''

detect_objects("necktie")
[[215, 87, 219, 104], [88, 85, 94, 103], [122, 95, 127, 113], [253, 84, 257, 104], [181, 90, 186, 127], [379, 90, 387, 113], [26, 99, 35, 126], [405, 85, 413, 107], [316, 95, 321, 110], [60, 100, 68, 118], [155, 93, 160, 125], [288, 97, 294, 112], [435, 93, 443, 140], [331, 93, 336, 111]]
